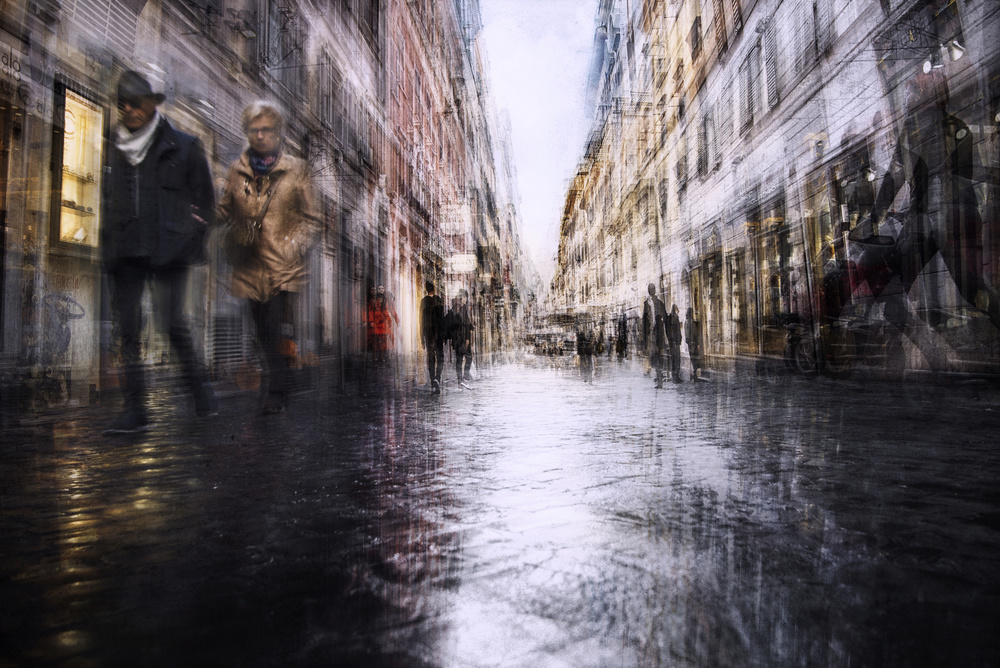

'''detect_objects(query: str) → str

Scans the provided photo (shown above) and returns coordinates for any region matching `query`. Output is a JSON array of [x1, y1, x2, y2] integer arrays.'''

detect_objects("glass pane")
[[59, 89, 103, 246]]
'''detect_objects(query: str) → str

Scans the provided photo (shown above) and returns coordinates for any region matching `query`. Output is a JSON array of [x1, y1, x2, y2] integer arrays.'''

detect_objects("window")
[[795, 2, 815, 74], [658, 175, 669, 224], [690, 16, 702, 61], [261, 0, 305, 99], [51, 82, 104, 248], [739, 46, 760, 132], [712, 0, 728, 52], [658, 96, 668, 149], [719, 83, 734, 150], [676, 133, 688, 189], [318, 50, 335, 128], [763, 20, 779, 109], [697, 111, 713, 176]]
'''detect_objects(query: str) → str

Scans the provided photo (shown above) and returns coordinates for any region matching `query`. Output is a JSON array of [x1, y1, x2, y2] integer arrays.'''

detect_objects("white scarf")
[[115, 110, 162, 166]]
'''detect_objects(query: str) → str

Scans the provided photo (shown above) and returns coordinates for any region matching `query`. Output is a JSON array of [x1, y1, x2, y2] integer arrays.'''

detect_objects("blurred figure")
[[685, 307, 705, 380], [667, 304, 682, 383], [102, 70, 217, 433], [642, 284, 667, 388], [864, 64, 1000, 345], [365, 285, 377, 362], [419, 281, 445, 393], [616, 311, 629, 361], [367, 285, 398, 367], [446, 290, 475, 383], [217, 100, 318, 415], [576, 324, 595, 383]]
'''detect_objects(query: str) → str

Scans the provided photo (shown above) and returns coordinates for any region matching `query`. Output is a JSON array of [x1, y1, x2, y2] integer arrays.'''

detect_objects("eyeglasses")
[[247, 126, 279, 136]]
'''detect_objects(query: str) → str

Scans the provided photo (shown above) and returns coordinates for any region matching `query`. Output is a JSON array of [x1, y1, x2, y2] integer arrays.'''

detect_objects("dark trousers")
[[111, 261, 208, 411], [455, 343, 472, 380], [426, 339, 443, 383], [668, 343, 682, 381], [650, 349, 664, 385], [250, 291, 296, 400]]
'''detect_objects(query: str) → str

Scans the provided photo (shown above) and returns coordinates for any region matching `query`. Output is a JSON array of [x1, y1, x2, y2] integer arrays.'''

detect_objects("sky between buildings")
[[479, 0, 600, 284]]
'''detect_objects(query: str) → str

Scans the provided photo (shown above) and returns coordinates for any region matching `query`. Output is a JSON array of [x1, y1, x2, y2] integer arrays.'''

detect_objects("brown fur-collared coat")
[[217, 151, 319, 302]]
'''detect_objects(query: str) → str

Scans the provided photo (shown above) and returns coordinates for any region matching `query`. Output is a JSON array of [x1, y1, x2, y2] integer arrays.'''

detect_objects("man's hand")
[[191, 205, 208, 226]]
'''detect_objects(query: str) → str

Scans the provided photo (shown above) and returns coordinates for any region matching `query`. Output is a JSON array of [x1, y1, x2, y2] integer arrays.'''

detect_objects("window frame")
[[49, 77, 106, 254]]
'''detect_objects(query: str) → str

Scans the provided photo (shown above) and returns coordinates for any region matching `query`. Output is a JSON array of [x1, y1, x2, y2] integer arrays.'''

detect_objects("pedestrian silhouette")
[[102, 70, 217, 433], [217, 100, 319, 415], [420, 281, 445, 393], [667, 304, 682, 382], [642, 284, 668, 388]]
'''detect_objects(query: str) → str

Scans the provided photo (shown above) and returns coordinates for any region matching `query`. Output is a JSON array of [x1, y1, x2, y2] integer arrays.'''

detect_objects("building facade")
[[552, 0, 1000, 376], [0, 0, 534, 407]]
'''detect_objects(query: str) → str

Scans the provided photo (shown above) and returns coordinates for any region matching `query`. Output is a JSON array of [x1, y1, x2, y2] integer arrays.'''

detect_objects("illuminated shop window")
[[54, 84, 103, 247]]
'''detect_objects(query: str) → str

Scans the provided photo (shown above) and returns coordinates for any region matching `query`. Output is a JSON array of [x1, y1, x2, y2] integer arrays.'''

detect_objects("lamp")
[[948, 40, 965, 62]]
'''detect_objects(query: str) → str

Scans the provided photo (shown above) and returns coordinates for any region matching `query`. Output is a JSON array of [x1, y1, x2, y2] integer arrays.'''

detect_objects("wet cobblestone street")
[[2, 356, 999, 666]]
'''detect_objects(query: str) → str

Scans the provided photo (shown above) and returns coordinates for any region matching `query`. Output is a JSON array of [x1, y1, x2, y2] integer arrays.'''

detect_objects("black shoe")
[[432, 379, 440, 394], [104, 408, 150, 434], [262, 395, 286, 415], [464, 373, 473, 381]]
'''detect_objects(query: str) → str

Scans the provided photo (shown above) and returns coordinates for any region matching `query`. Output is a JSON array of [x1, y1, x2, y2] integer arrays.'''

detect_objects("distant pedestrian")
[[577, 325, 595, 383], [642, 284, 667, 388], [667, 304, 682, 382], [420, 281, 445, 393], [616, 312, 629, 361], [446, 290, 475, 383], [217, 100, 319, 415], [685, 307, 704, 380], [367, 285, 398, 367], [102, 70, 217, 433]]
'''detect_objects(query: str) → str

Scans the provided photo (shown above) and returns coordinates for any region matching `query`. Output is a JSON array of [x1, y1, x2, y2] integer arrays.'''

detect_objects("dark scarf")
[[248, 149, 281, 193], [248, 149, 280, 175]]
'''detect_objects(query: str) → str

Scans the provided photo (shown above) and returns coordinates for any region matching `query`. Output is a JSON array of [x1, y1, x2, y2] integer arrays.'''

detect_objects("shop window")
[[51, 81, 104, 248]]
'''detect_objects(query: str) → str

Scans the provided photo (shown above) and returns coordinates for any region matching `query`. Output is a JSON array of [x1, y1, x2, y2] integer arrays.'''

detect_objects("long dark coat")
[[102, 117, 215, 269]]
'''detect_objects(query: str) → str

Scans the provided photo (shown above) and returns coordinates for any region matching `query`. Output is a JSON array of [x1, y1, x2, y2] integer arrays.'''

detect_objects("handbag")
[[223, 179, 277, 265]]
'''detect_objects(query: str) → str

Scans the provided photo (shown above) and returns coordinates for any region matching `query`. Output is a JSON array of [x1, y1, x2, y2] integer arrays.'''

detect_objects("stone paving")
[[2, 355, 999, 666]]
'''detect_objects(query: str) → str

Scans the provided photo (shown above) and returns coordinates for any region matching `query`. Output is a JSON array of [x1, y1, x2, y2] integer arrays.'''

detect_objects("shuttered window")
[[712, 0, 728, 52], [763, 21, 779, 109]]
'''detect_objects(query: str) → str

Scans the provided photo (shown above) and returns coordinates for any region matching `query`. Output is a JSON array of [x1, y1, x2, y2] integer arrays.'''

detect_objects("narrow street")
[[2, 358, 998, 666]]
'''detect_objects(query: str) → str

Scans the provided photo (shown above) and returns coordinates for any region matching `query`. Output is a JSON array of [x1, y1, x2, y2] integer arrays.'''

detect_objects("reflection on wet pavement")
[[2, 360, 999, 666]]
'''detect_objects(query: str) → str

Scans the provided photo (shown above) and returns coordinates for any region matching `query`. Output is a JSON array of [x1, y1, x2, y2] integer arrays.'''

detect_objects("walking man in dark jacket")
[[642, 283, 667, 388], [419, 281, 445, 393], [102, 70, 217, 432], [447, 289, 475, 384], [667, 304, 683, 382]]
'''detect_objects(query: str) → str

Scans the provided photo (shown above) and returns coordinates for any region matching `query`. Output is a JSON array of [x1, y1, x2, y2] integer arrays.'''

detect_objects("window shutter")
[[697, 115, 708, 176], [738, 58, 751, 131], [712, 0, 728, 52], [731, 0, 743, 34], [815, 0, 833, 55], [764, 21, 779, 109]]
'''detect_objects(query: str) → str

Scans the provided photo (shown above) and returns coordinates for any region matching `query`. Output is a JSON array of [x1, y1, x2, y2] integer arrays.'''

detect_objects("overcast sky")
[[479, 0, 599, 283]]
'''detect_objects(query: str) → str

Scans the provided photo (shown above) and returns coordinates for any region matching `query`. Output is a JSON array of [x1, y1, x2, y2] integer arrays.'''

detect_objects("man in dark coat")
[[576, 324, 595, 383], [102, 70, 216, 432], [616, 311, 629, 360], [666, 304, 683, 382], [419, 281, 445, 393], [447, 290, 475, 383], [641, 283, 667, 388], [684, 307, 704, 379]]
